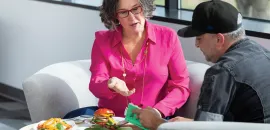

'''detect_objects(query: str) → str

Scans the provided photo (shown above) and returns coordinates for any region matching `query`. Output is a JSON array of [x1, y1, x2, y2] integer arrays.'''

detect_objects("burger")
[[90, 108, 117, 130]]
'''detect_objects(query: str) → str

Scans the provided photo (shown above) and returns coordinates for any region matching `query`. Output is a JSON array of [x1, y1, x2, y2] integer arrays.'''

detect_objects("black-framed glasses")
[[116, 6, 143, 18]]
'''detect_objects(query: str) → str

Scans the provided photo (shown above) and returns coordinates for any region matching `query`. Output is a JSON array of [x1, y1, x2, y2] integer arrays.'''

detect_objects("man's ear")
[[216, 33, 225, 49]]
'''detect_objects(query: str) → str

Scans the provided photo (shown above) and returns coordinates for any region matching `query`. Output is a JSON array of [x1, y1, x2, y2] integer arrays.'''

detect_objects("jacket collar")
[[225, 38, 249, 53]]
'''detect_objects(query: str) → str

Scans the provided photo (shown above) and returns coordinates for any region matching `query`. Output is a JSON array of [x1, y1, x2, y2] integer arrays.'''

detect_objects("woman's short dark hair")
[[99, 0, 156, 30]]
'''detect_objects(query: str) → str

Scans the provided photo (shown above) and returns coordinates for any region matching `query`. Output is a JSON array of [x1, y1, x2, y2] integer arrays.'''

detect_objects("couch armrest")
[[174, 60, 210, 118], [22, 60, 98, 122]]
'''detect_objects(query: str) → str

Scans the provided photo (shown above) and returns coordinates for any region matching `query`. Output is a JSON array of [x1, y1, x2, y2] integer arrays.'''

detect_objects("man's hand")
[[107, 77, 135, 96], [168, 116, 193, 122], [132, 107, 166, 130]]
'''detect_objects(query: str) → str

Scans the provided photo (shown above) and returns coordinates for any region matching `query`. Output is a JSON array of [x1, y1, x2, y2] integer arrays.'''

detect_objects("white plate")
[[20, 117, 125, 130]]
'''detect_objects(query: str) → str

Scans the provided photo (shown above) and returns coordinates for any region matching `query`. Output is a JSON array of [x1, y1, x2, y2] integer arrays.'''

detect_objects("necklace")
[[120, 42, 149, 107]]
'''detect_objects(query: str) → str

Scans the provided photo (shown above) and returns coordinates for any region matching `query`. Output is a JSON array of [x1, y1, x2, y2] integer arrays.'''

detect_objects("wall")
[[0, 0, 106, 89], [0, 0, 269, 89]]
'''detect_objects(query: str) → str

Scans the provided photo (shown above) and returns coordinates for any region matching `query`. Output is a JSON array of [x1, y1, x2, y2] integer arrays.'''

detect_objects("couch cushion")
[[174, 61, 210, 118]]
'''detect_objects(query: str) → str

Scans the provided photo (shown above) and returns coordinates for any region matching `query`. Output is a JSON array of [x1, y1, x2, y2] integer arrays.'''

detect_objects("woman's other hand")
[[108, 77, 135, 96]]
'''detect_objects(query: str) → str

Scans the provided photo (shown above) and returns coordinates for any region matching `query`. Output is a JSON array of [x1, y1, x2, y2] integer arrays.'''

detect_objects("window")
[[180, 0, 270, 21], [69, 0, 102, 6], [58, 0, 165, 7], [155, 0, 165, 6], [180, 0, 208, 10]]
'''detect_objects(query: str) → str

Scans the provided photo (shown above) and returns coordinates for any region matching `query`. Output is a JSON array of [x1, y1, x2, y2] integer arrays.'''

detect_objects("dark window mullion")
[[178, 0, 182, 9], [165, 0, 178, 10]]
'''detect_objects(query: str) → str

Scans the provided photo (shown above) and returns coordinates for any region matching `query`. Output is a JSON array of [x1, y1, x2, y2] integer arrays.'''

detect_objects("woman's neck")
[[122, 29, 146, 44]]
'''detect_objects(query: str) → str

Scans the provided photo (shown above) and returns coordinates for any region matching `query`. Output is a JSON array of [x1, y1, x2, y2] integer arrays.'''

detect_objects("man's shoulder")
[[210, 56, 247, 80], [217, 39, 256, 68], [204, 64, 230, 78], [219, 39, 269, 69], [211, 38, 270, 82]]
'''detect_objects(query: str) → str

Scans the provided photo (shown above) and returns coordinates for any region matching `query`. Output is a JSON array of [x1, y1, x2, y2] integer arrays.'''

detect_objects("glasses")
[[116, 6, 143, 18]]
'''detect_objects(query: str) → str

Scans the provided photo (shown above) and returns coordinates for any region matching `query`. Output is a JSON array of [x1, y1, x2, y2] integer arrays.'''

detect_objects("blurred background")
[[155, 0, 270, 21], [0, 0, 269, 129]]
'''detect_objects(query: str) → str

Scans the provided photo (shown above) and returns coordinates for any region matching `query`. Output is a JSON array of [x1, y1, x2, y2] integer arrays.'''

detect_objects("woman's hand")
[[107, 77, 135, 96]]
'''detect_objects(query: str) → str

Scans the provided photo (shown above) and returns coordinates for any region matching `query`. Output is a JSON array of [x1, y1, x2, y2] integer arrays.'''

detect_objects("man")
[[132, 0, 270, 129]]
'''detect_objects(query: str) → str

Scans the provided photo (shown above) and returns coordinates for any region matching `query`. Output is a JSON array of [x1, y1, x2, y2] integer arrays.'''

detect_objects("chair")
[[22, 60, 210, 122]]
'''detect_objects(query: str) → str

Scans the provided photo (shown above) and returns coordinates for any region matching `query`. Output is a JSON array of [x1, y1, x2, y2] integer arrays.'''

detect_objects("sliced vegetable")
[[56, 123, 64, 130]]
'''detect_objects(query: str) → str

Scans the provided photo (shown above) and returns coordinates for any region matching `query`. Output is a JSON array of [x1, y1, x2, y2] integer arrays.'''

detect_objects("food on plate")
[[37, 118, 72, 130], [90, 108, 118, 130]]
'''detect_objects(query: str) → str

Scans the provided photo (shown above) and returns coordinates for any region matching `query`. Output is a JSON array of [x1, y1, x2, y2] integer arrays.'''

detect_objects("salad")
[[37, 118, 72, 130]]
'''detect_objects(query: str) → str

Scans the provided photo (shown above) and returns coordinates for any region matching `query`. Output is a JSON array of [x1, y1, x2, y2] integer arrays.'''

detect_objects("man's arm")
[[194, 66, 236, 121]]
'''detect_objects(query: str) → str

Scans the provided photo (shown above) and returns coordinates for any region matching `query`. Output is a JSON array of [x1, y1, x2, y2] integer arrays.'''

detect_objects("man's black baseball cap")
[[178, 0, 243, 37]]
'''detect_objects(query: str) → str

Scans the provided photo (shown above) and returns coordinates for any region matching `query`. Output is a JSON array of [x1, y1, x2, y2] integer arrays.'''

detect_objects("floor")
[[0, 96, 31, 130]]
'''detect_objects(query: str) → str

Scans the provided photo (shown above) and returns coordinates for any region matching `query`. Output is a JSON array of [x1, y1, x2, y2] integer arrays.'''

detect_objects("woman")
[[90, 0, 190, 118], [64, 0, 190, 119]]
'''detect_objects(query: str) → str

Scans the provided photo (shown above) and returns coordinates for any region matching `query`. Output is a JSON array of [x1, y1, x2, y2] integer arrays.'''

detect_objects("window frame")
[[165, 0, 178, 10], [178, 0, 270, 23], [35, 0, 270, 39]]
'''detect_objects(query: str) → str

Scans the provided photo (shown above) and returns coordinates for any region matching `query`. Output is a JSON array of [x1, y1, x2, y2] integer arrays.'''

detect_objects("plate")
[[20, 117, 128, 130], [20, 120, 77, 130]]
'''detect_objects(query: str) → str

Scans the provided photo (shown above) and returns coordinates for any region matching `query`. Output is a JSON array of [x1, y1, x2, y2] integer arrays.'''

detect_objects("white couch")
[[23, 60, 270, 129], [23, 60, 210, 123], [23, 60, 98, 122], [22, 60, 211, 120]]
